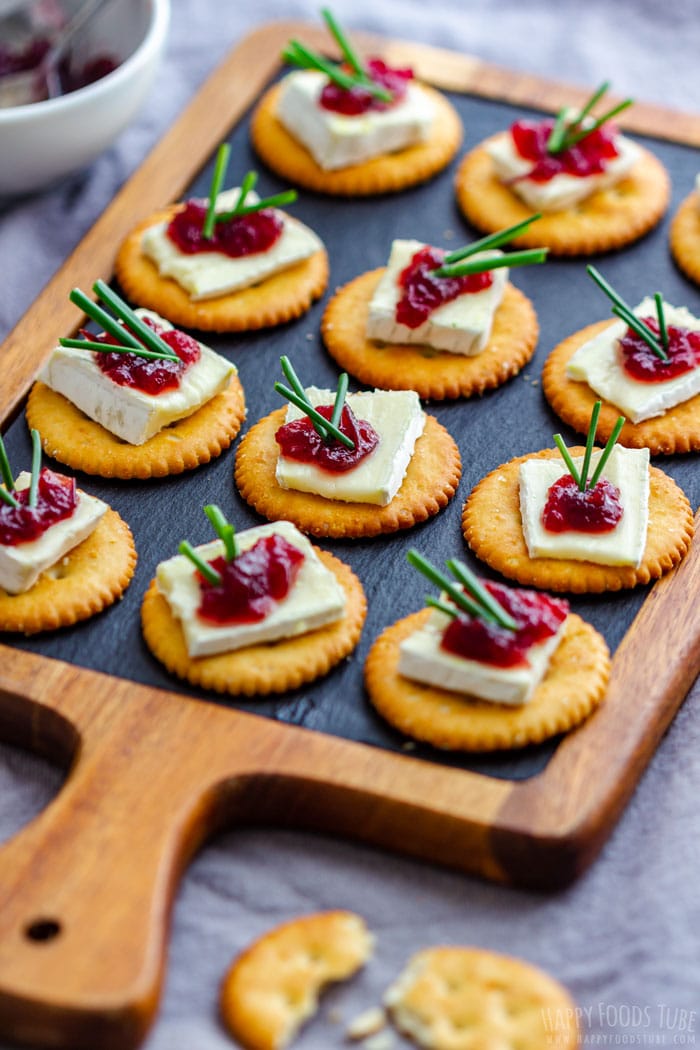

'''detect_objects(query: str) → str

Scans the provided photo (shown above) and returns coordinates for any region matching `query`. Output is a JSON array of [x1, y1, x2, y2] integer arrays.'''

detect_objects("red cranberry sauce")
[[396, 246, 493, 329], [167, 200, 283, 258], [441, 581, 569, 669], [618, 318, 700, 383], [89, 316, 200, 396], [0, 469, 77, 547], [510, 116, 620, 182], [197, 533, 305, 624], [275, 402, 379, 473], [320, 57, 412, 115], [0, 37, 50, 77], [542, 474, 623, 534]]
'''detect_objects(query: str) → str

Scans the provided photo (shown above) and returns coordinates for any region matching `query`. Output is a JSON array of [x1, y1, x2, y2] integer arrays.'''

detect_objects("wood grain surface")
[[1, 21, 699, 1050]]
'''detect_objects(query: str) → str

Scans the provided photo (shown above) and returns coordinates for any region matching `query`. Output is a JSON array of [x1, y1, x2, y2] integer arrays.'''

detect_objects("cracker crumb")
[[346, 1005, 387, 1040]]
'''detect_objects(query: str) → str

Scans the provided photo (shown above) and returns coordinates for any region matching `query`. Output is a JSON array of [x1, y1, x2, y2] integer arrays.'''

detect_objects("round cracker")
[[0, 508, 136, 635], [250, 81, 462, 196], [669, 190, 700, 286], [234, 409, 461, 539], [321, 270, 539, 400], [365, 609, 608, 751], [542, 319, 700, 455], [455, 136, 670, 256], [141, 549, 366, 696], [384, 945, 580, 1049], [220, 911, 373, 1050], [114, 205, 329, 332], [462, 447, 694, 593], [26, 375, 246, 480]]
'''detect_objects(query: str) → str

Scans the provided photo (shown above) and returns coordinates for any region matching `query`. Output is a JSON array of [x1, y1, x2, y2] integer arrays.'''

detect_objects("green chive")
[[93, 281, 179, 361], [433, 248, 547, 279], [230, 170, 258, 217], [59, 337, 178, 361], [587, 265, 667, 361], [442, 214, 543, 266], [321, 8, 366, 79], [545, 82, 632, 155], [28, 429, 41, 509], [179, 540, 222, 586], [654, 292, 669, 352], [425, 595, 459, 619], [280, 356, 327, 440], [446, 558, 518, 630], [204, 504, 238, 562], [580, 401, 602, 492], [330, 372, 349, 432], [282, 38, 393, 102], [70, 288, 144, 352], [0, 433, 14, 492], [215, 189, 298, 224], [563, 98, 633, 149], [587, 416, 626, 489], [0, 487, 19, 510], [553, 433, 582, 489], [407, 549, 494, 622], [275, 382, 355, 448], [202, 143, 231, 240], [574, 81, 611, 126], [546, 108, 569, 154]]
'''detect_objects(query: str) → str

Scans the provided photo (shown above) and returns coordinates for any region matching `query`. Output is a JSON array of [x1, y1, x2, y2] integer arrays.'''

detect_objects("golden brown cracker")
[[384, 946, 580, 1049], [321, 271, 539, 400], [250, 81, 462, 196], [670, 190, 700, 286], [114, 205, 329, 333], [462, 447, 694, 593], [365, 609, 608, 751], [141, 549, 366, 696], [455, 137, 670, 256], [0, 508, 136, 635], [234, 409, 461, 538], [220, 911, 373, 1050], [26, 375, 246, 480], [542, 319, 700, 455]]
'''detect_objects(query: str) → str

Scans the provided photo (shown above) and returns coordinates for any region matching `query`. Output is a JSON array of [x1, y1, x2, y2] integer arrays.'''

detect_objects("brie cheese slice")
[[156, 520, 346, 658]]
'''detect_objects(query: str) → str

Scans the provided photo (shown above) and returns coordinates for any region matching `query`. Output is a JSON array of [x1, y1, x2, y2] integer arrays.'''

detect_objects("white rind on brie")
[[156, 520, 346, 658], [40, 309, 236, 445], [0, 472, 107, 595], [398, 603, 566, 705], [366, 239, 508, 354], [566, 297, 700, 423], [141, 188, 324, 301], [275, 387, 425, 506], [519, 445, 650, 566], [276, 70, 434, 171], [485, 122, 641, 211]]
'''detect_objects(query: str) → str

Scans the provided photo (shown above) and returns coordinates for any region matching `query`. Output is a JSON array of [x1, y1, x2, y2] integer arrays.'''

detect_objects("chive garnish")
[[552, 434, 583, 490], [546, 82, 633, 155], [321, 7, 365, 79], [178, 540, 222, 586], [554, 401, 625, 492], [431, 215, 548, 278], [282, 13, 393, 104], [66, 284, 179, 363], [330, 372, 349, 432], [202, 143, 231, 240], [0, 433, 14, 492], [587, 416, 626, 490], [578, 400, 601, 494], [587, 265, 669, 362], [407, 549, 518, 631], [654, 292, 669, 352], [214, 189, 298, 224], [28, 429, 41, 509], [0, 487, 19, 510], [275, 357, 355, 449], [94, 281, 179, 361], [433, 248, 548, 279], [204, 503, 238, 562], [59, 337, 177, 361]]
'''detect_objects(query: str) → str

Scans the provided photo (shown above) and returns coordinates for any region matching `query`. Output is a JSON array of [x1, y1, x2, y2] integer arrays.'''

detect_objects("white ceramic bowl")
[[0, 0, 170, 195]]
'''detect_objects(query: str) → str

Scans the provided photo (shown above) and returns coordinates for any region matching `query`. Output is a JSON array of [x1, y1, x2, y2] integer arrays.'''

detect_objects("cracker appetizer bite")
[[462, 404, 694, 593], [142, 507, 366, 696], [234, 356, 461, 538], [0, 430, 136, 634], [321, 217, 544, 399], [670, 174, 700, 286], [27, 281, 246, 479], [543, 266, 700, 454], [251, 9, 462, 196], [115, 146, 328, 332], [455, 82, 669, 255], [365, 550, 609, 751]]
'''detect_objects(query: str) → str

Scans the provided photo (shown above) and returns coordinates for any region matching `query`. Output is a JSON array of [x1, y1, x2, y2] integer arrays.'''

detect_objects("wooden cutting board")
[[1, 21, 700, 1050]]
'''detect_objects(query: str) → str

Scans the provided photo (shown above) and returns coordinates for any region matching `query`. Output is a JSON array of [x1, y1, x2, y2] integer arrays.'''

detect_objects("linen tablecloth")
[[1, 2, 699, 1046]]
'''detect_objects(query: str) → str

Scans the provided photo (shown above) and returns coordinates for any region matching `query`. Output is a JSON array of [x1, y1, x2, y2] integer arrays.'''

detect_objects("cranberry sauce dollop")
[[441, 581, 569, 669], [618, 318, 700, 382], [510, 116, 620, 182], [319, 57, 412, 115], [0, 469, 77, 547], [275, 402, 379, 473], [167, 200, 283, 258], [542, 474, 623, 534], [90, 316, 201, 396], [396, 246, 493, 329], [197, 533, 305, 625]]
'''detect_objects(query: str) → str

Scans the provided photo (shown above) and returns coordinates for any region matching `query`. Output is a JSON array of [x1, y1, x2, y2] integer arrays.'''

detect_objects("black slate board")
[[2, 87, 699, 782]]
